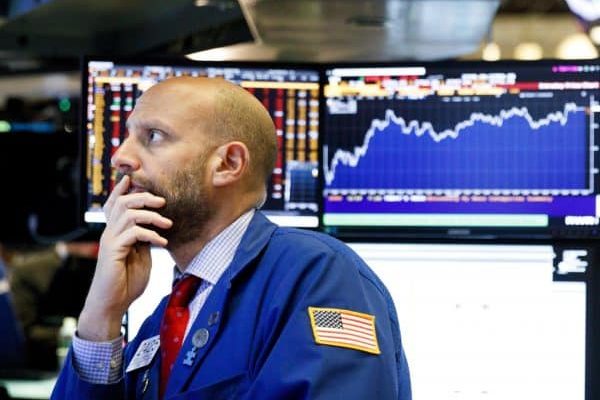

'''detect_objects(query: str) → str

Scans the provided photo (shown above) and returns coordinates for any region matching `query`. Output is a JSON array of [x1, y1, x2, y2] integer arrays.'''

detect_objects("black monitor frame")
[[79, 57, 600, 240], [318, 59, 600, 241], [79, 55, 322, 230]]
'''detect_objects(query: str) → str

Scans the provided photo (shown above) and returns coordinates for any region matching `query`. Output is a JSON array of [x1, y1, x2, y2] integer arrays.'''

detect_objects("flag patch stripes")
[[308, 307, 380, 355]]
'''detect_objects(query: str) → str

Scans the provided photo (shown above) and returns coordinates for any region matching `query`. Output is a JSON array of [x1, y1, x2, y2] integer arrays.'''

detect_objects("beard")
[[129, 157, 213, 250]]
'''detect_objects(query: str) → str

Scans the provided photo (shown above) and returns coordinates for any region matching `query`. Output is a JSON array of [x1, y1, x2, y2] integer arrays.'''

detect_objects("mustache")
[[115, 171, 127, 184]]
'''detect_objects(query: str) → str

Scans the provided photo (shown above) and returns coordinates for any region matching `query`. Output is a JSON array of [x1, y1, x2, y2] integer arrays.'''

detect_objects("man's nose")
[[111, 138, 140, 174]]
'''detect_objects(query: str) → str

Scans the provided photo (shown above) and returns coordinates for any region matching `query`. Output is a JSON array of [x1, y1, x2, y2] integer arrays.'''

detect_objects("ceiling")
[[0, 0, 248, 71], [0, 0, 586, 74], [0, 0, 502, 71], [218, 0, 500, 62]]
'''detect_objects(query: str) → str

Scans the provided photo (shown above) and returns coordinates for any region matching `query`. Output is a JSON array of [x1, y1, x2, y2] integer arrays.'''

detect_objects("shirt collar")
[[175, 209, 255, 285]]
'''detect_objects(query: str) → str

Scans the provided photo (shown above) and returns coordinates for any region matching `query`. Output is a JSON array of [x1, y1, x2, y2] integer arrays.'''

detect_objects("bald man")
[[51, 77, 411, 400]]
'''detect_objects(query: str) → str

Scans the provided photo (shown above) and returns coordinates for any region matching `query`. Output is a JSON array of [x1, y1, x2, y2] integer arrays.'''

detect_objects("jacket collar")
[[221, 211, 278, 284]]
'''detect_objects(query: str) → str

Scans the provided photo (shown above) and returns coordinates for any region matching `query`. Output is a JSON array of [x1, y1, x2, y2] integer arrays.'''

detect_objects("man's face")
[[112, 83, 217, 249], [130, 154, 213, 248]]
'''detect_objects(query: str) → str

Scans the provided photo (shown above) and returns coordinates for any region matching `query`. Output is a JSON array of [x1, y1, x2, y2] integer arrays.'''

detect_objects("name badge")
[[126, 335, 160, 373]]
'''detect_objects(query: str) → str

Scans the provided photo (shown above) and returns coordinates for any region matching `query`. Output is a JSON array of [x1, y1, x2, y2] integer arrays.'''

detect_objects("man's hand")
[[77, 175, 173, 341]]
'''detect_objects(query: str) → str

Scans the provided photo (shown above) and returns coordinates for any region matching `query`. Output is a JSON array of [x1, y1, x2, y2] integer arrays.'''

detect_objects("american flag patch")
[[308, 307, 380, 355]]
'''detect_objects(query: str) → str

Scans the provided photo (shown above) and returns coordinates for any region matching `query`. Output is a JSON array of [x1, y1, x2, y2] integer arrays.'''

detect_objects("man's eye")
[[148, 129, 164, 143]]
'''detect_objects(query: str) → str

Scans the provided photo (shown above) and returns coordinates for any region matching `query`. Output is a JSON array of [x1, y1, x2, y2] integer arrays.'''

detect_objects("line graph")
[[324, 102, 588, 191]]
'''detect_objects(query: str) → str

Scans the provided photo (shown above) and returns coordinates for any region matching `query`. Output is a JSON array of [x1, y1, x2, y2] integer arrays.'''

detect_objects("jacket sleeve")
[[241, 245, 412, 400]]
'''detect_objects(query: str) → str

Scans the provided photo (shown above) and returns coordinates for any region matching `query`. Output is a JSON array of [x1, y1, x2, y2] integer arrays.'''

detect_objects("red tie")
[[159, 275, 201, 399]]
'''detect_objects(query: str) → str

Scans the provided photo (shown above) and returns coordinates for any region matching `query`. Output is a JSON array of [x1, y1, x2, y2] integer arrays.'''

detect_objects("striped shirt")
[[72, 209, 255, 384]]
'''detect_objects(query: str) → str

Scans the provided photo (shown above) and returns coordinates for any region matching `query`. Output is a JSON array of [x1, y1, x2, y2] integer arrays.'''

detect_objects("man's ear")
[[211, 141, 249, 187]]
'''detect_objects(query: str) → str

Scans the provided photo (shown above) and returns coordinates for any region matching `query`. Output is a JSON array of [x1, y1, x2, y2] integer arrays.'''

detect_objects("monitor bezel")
[[318, 58, 600, 241], [79, 55, 323, 229]]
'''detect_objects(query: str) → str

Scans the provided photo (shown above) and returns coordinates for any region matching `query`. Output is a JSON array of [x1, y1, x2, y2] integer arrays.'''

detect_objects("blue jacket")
[[52, 212, 411, 399], [0, 258, 25, 367]]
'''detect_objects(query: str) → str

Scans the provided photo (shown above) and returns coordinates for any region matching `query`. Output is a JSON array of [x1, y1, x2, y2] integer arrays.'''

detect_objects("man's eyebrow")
[[126, 118, 173, 133]]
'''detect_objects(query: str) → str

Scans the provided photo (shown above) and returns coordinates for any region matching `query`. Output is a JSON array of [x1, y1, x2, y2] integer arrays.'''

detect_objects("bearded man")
[[51, 77, 411, 400]]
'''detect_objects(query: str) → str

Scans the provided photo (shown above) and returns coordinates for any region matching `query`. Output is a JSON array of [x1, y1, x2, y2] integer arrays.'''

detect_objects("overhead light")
[[186, 47, 233, 61], [0, 121, 11, 133], [185, 43, 278, 61], [194, 0, 211, 6], [555, 33, 599, 59], [590, 25, 600, 45], [564, 0, 600, 22], [514, 42, 543, 60], [482, 42, 501, 61]]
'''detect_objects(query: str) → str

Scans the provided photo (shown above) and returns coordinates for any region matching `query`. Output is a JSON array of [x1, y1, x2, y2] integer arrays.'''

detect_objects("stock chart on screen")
[[322, 61, 600, 238], [83, 59, 320, 227]]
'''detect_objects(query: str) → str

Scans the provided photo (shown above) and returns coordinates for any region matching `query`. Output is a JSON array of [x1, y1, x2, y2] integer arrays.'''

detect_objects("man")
[[51, 77, 411, 399]]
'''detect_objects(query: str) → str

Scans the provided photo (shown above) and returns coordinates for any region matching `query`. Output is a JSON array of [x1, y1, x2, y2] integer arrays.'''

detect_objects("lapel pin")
[[192, 328, 210, 348], [183, 347, 197, 366], [208, 311, 220, 326], [183, 328, 210, 367], [141, 370, 150, 394]]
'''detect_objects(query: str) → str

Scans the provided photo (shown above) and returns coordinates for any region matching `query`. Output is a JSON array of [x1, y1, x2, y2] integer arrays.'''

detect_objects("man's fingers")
[[129, 209, 173, 229], [103, 174, 130, 214], [123, 193, 167, 210], [126, 226, 169, 248], [109, 209, 172, 234], [105, 191, 167, 224], [108, 225, 167, 249]]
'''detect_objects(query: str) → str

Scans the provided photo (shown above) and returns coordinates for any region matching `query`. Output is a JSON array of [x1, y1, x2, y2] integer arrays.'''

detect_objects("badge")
[[126, 335, 160, 372]]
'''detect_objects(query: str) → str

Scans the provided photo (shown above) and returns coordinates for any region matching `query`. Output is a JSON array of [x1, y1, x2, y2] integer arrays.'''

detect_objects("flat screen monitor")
[[82, 58, 321, 228], [348, 241, 592, 400], [321, 60, 600, 239]]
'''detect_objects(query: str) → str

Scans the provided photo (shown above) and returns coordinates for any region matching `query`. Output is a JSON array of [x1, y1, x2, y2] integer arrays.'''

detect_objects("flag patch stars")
[[308, 307, 380, 355]]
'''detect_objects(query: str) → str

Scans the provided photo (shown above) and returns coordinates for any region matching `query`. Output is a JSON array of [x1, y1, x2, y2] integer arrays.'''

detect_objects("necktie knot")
[[169, 275, 201, 307]]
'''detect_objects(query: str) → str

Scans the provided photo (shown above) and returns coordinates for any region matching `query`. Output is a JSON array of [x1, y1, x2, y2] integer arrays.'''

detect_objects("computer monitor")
[[321, 60, 600, 239], [348, 241, 593, 400], [81, 58, 321, 228]]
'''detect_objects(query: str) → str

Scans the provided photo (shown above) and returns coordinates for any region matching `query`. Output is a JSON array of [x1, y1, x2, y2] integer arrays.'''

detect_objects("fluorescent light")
[[514, 42, 543, 60], [555, 33, 599, 59], [186, 47, 233, 61], [565, 0, 600, 22], [329, 67, 427, 77], [589, 25, 600, 45], [482, 42, 501, 61]]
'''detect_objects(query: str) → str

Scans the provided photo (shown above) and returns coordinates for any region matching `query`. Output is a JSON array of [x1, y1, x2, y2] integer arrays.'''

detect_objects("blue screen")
[[322, 61, 600, 238]]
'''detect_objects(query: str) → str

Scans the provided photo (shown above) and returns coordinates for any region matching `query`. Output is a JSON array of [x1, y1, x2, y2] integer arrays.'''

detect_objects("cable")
[[27, 213, 89, 245]]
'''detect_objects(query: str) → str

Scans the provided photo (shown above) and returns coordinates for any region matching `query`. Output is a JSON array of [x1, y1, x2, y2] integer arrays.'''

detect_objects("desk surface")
[[0, 376, 56, 400]]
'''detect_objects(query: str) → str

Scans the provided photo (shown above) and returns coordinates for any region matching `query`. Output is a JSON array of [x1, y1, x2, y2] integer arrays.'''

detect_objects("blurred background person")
[[0, 243, 25, 370], [0, 240, 98, 372]]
